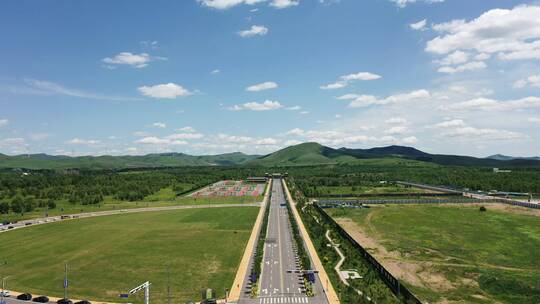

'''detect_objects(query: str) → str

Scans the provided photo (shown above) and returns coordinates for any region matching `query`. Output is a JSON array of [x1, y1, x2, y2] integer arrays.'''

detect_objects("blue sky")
[[1, 0, 539, 157]]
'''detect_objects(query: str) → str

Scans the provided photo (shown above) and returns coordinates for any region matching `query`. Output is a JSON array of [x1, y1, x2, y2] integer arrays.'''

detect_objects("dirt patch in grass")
[[335, 217, 455, 292]]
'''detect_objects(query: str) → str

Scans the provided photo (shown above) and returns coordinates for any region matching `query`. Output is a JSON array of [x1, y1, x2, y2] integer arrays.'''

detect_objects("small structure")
[[246, 177, 267, 183], [493, 168, 512, 173]]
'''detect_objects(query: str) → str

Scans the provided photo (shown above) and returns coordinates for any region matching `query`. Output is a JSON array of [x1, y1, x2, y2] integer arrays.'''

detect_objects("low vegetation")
[[0, 207, 259, 303], [327, 204, 540, 303]]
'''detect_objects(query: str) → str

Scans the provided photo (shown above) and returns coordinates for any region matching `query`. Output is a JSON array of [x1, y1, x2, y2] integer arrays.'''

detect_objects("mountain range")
[[1, 142, 539, 169]]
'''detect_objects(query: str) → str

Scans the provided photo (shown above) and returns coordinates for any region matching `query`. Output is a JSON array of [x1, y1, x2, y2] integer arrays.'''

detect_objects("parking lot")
[[188, 180, 265, 197]]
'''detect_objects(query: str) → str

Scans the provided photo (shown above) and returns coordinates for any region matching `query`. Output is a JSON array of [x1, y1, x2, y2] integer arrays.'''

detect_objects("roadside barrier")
[[313, 203, 423, 304]]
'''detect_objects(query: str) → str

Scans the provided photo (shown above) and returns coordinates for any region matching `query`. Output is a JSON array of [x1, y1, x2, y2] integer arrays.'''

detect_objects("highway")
[[239, 179, 328, 304]]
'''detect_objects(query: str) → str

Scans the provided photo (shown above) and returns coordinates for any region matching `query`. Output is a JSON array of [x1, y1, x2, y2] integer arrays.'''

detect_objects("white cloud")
[[246, 81, 278, 92], [211, 69, 221, 75], [29, 133, 51, 141], [238, 25, 268, 38], [138, 83, 192, 99], [67, 138, 101, 146], [255, 137, 278, 145], [0, 119, 8, 127], [442, 126, 526, 141], [385, 117, 407, 124], [342, 89, 430, 108], [433, 119, 466, 128], [230, 100, 283, 111], [385, 126, 408, 135], [445, 96, 540, 111], [198, 0, 298, 9], [410, 19, 427, 31], [0, 137, 27, 153], [286, 105, 301, 111], [286, 128, 305, 136], [320, 72, 381, 90], [528, 117, 540, 123], [152, 122, 167, 128], [270, 0, 299, 9], [133, 131, 151, 137], [391, 0, 444, 8], [165, 133, 204, 140], [513, 74, 540, 88], [402, 136, 418, 144], [135, 136, 188, 146], [176, 126, 196, 132], [197, 0, 265, 9], [427, 5, 540, 61], [437, 61, 486, 74], [23, 79, 140, 101], [102, 52, 165, 68], [437, 50, 469, 66]]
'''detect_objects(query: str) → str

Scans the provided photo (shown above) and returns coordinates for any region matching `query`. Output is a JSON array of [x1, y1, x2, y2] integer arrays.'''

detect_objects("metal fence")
[[317, 198, 492, 207], [313, 204, 423, 304]]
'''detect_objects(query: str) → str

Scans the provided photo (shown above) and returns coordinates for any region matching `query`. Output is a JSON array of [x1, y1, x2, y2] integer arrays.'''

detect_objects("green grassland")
[[327, 204, 540, 303], [1, 186, 263, 222], [0, 207, 259, 303], [315, 184, 432, 196]]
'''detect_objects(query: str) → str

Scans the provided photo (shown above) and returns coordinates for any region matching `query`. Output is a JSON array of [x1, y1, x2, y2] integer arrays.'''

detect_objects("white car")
[[0, 290, 10, 297]]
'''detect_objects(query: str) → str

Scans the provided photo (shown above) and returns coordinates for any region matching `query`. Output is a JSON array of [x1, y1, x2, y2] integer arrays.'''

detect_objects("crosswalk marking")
[[259, 297, 309, 304]]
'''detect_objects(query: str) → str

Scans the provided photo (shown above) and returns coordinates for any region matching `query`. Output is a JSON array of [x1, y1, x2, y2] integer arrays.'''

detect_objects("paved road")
[[239, 179, 328, 304]]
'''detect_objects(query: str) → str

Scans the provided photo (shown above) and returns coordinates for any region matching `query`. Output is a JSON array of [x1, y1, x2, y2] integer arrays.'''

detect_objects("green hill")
[[0, 152, 259, 169], [1, 142, 539, 169]]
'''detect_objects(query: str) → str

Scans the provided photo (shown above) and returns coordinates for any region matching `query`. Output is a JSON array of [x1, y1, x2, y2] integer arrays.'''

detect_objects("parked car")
[[74, 300, 91, 304], [0, 290, 10, 297], [17, 293, 33, 301], [33, 296, 49, 303], [57, 298, 73, 304]]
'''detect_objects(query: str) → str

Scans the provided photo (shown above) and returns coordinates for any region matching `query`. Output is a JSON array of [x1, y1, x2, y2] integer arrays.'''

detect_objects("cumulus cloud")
[[270, 0, 299, 8], [437, 61, 486, 74], [402, 136, 418, 144], [432, 119, 526, 142], [339, 89, 430, 108], [513, 74, 540, 88], [433, 119, 466, 128], [152, 122, 167, 128], [528, 117, 540, 123], [385, 126, 409, 135], [0, 119, 8, 127], [444, 96, 540, 111], [197, 0, 298, 9], [135, 136, 188, 146], [238, 25, 268, 37], [138, 83, 192, 99], [197, 0, 265, 9], [230, 100, 283, 111], [321, 72, 381, 90], [426, 5, 540, 62], [0, 137, 27, 153], [165, 133, 204, 140], [67, 138, 101, 146], [102, 52, 165, 68], [410, 19, 427, 31], [246, 81, 278, 91], [176, 126, 196, 132], [391, 0, 444, 8], [385, 117, 407, 124]]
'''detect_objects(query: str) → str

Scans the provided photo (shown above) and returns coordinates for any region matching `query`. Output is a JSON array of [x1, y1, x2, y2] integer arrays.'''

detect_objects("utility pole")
[[166, 267, 172, 304], [63, 263, 68, 300]]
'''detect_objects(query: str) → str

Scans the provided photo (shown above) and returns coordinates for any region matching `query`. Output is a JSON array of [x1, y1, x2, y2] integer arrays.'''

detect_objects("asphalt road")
[[239, 179, 328, 304]]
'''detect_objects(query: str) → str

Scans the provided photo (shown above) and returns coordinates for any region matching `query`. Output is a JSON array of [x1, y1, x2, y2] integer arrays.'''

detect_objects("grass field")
[[327, 204, 540, 304], [1, 186, 262, 222], [315, 184, 435, 196], [0, 207, 259, 303]]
